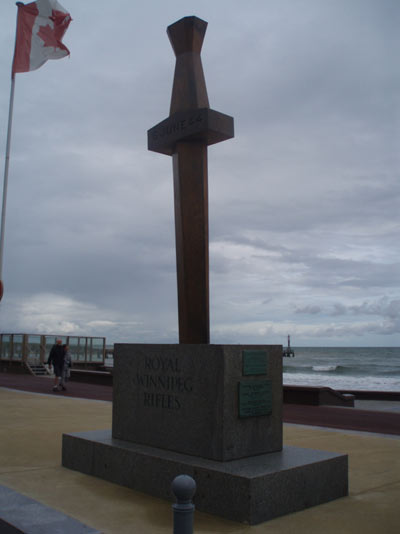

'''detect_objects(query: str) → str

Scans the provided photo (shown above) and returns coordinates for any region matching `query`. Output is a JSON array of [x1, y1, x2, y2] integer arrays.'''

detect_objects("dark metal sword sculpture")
[[148, 16, 234, 344]]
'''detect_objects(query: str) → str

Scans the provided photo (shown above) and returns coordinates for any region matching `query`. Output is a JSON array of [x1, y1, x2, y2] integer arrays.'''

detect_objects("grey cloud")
[[349, 298, 400, 320], [330, 303, 348, 316], [210, 234, 399, 292], [295, 305, 322, 315]]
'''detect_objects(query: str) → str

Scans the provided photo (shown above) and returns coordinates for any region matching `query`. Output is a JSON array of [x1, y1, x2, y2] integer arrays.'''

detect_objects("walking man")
[[47, 339, 65, 392]]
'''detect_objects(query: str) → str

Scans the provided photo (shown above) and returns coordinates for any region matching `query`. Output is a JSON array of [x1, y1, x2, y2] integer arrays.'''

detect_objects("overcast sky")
[[0, 0, 399, 346]]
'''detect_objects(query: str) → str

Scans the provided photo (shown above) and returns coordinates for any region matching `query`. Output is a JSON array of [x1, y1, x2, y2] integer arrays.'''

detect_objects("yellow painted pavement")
[[0, 388, 399, 534]]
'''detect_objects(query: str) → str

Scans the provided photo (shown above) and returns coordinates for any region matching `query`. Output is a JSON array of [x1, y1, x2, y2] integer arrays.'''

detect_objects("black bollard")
[[171, 474, 196, 534]]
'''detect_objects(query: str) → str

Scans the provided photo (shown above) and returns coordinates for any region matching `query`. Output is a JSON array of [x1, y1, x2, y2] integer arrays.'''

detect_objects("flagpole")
[[0, 73, 16, 299], [0, 1, 72, 300]]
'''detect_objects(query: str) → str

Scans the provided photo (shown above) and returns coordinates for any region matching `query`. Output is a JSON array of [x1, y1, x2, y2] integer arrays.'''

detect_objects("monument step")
[[62, 429, 348, 525]]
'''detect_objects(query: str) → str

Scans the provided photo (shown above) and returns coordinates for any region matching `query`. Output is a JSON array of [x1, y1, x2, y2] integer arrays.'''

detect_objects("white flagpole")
[[0, 73, 16, 298]]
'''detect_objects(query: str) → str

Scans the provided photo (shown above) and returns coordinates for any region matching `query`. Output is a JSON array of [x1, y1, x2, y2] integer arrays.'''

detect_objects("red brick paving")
[[0, 373, 112, 402], [283, 403, 400, 436]]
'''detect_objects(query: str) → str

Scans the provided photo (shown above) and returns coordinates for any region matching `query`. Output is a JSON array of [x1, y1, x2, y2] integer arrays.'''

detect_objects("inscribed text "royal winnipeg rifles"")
[[132, 356, 193, 410]]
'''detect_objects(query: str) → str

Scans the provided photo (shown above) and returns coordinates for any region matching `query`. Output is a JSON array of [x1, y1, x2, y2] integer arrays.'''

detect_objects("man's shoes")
[[60, 386, 66, 391], [52, 386, 59, 392]]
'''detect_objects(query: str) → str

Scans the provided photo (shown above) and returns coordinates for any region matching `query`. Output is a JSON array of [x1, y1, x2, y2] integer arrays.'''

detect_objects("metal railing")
[[0, 333, 106, 366]]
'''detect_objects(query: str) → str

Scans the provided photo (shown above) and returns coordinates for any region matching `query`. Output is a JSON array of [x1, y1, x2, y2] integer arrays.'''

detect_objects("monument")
[[62, 16, 348, 524], [148, 15, 233, 344]]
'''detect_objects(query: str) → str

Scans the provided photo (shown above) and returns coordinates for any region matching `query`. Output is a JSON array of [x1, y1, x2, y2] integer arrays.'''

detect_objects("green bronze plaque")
[[242, 350, 268, 376], [238, 380, 272, 418]]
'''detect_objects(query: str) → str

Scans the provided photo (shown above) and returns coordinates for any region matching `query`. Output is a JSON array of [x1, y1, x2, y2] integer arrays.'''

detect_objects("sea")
[[283, 347, 400, 392]]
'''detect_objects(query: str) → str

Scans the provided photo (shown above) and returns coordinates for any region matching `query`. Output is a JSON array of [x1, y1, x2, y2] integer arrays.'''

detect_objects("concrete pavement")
[[0, 386, 399, 533]]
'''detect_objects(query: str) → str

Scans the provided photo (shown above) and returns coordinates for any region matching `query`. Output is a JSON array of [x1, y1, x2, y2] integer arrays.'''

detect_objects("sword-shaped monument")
[[148, 16, 234, 343], [62, 16, 348, 524]]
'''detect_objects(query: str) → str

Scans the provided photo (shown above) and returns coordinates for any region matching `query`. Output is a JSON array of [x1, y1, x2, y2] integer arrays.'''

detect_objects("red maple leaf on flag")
[[37, 10, 71, 50], [50, 9, 71, 40], [37, 23, 59, 48]]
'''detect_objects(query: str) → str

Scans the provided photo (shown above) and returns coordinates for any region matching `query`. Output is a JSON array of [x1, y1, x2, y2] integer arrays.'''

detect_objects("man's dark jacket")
[[47, 344, 64, 367]]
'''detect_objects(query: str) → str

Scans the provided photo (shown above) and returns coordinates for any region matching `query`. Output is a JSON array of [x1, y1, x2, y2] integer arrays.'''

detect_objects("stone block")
[[112, 344, 282, 461], [62, 430, 348, 525]]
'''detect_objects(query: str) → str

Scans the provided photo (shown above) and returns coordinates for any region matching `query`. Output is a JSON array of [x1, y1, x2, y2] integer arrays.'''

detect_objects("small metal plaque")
[[239, 380, 272, 418], [242, 350, 268, 376]]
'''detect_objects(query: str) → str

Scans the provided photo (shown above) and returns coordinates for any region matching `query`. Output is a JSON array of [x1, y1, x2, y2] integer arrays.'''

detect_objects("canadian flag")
[[12, 0, 72, 75]]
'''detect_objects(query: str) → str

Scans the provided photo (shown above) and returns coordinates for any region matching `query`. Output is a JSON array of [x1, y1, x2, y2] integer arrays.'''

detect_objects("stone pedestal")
[[62, 344, 348, 524], [62, 430, 347, 525], [112, 344, 282, 461]]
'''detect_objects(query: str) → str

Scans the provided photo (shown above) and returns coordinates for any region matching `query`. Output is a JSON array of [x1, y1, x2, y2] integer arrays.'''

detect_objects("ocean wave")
[[283, 364, 400, 377], [284, 364, 344, 374], [312, 365, 337, 372], [283, 372, 400, 392]]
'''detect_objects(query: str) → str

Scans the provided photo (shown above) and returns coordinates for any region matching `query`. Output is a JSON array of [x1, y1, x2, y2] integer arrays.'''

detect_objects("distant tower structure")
[[283, 335, 295, 357]]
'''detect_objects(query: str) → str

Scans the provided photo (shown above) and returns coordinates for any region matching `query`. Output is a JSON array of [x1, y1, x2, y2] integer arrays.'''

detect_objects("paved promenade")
[[0, 373, 399, 435], [0, 376, 399, 533]]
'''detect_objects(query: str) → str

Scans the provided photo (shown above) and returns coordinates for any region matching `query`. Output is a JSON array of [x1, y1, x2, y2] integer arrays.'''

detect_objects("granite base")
[[62, 430, 348, 525], [112, 344, 283, 460]]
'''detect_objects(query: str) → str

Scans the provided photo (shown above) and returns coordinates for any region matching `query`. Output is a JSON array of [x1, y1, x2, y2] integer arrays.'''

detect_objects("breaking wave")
[[312, 365, 338, 372]]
